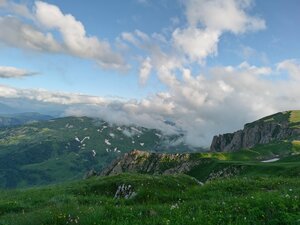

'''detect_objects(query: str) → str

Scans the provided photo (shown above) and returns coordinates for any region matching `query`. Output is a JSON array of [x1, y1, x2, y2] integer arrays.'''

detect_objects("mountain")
[[100, 111, 300, 182], [0, 111, 299, 224], [1, 111, 300, 188], [0, 116, 198, 188], [0, 102, 18, 114], [210, 110, 300, 152], [100, 150, 208, 178], [0, 112, 53, 127]]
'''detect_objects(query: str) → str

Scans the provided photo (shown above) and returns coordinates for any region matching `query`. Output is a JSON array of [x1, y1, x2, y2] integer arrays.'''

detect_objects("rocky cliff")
[[100, 149, 211, 176], [210, 111, 300, 152]]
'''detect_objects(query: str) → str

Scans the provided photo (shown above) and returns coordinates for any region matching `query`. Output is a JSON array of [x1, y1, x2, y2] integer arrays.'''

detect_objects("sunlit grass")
[[289, 110, 300, 123]]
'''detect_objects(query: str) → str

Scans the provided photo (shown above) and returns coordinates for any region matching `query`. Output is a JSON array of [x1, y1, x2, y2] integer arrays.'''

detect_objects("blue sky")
[[0, 0, 300, 146], [0, 0, 298, 97]]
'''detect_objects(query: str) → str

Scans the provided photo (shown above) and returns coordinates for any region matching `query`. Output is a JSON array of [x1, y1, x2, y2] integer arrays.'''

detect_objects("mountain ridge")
[[210, 110, 300, 152]]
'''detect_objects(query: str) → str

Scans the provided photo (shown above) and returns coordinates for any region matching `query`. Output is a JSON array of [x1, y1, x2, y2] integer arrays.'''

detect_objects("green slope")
[[0, 174, 299, 225], [186, 140, 300, 182]]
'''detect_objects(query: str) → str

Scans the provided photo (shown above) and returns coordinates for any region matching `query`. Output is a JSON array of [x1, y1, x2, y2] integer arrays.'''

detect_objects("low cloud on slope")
[[1, 60, 300, 146]]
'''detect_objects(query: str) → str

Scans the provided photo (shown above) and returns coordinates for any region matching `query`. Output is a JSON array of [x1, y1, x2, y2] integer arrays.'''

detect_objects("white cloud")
[[185, 0, 265, 33], [34, 1, 125, 70], [139, 57, 152, 85], [0, 84, 107, 105], [0, 16, 61, 52], [121, 32, 140, 46], [119, 0, 267, 83], [0, 66, 37, 78], [277, 59, 300, 81], [6, 1, 34, 19], [0, 0, 6, 7], [172, 28, 220, 63], [170, 0, 265, 64], [238, 61, 272, 75], [0, 1, 126, 70]]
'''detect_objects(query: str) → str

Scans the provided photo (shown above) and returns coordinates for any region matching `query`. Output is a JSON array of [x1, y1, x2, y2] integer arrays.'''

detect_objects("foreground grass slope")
[[0, 174, 299, 225]]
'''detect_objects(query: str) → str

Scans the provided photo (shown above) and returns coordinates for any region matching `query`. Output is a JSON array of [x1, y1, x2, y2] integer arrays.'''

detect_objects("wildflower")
[[170, 203, 179, 210]]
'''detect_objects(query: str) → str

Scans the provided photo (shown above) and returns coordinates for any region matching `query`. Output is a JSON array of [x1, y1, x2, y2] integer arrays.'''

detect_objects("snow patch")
[[155, 133, 162, 138], [131, 127, 142, 134], [261, 158, 280, 163], [98, 125, 108, 133], [75, 137, 80, 142], [81, 136, 90, 143], [105, 139, 111, 146]]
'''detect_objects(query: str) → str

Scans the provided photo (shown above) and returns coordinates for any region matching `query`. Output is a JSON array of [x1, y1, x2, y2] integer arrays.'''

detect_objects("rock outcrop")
[[100, 149, 211, 176], [210, 112, 300, 152]]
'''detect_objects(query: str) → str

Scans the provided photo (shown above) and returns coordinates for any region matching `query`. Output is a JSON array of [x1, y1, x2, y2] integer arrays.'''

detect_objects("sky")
[[0, 0, 300, 147]]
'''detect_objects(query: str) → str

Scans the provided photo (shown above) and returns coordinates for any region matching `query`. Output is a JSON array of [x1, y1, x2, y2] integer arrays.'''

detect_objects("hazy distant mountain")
[[0, 103, 19, 114], [0, 112, 53, 127]]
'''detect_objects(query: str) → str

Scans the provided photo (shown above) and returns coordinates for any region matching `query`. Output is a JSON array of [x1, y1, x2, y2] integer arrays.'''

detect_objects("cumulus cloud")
[[119, 0, 267, 80], [0, 1, 126, 70], [139, 57, 152, 85], [0, 16, 61, 52], [171, 0, 266, 64], [34, 1, 125, 70], [185, 0, 266, 33], [172, 28, 220, 63], [0, 66, 37, 78]]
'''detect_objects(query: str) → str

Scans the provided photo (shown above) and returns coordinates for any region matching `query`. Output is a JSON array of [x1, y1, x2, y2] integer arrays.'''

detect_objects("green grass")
[[289, 110, 300, 123], [195, 141, 293, 162], [0, 174, 299, 225]]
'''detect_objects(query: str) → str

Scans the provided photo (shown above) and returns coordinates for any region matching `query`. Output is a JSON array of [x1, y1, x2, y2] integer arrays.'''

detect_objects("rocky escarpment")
[[100, 149, 211, 176], [210, 111, 300, 152]]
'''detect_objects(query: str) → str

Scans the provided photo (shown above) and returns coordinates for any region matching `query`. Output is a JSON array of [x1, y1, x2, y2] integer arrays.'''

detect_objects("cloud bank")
[[1, 60, 300, 146], [0, 66, 37, 78]]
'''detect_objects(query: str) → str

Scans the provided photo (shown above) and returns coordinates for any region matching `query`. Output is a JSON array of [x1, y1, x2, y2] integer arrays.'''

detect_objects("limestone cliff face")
[[210, 113, 299, 152], [100, 150, 210, 176]]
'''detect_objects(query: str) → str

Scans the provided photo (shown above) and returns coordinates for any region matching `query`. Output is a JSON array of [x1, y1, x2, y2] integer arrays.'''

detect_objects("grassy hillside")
[[0, 174, 299, 225], [192, 110, 300, 182], [0, 116, 194, 188], [245, 110, 300, 129], [186, 140, 300, 182]]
